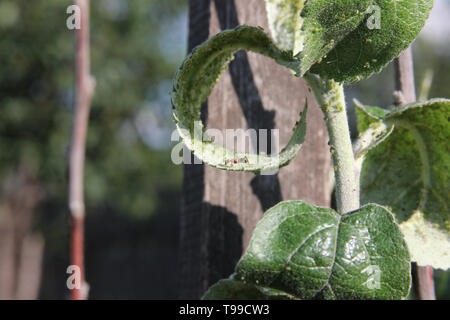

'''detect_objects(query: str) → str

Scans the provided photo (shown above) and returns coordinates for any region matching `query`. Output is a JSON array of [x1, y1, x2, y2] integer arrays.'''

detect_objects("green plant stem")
[[305, 75, 359, 214]]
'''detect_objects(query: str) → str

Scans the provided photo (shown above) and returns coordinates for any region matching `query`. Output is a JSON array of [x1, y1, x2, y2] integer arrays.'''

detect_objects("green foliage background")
[[0, 0, 186, 298]]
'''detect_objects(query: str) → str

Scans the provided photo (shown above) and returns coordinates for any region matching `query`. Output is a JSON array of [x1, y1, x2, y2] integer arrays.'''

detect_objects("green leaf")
[[310, 0, 433, 82], [297, 0, 373, 76], [359, 98, 450, 269], [265, 0, 306, 56], [355, 99, 390, 123], [172, 26, 308, 174], [265, 0, 372, 75], [202, 276, 295, 300], [265, 1, 432, 82], [353, 99, 393, 159], [236, 201, 411, 299]]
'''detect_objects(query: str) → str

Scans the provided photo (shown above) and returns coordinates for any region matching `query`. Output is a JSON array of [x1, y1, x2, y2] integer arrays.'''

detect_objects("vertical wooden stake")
[[69, 0, 95, 300], [394, 48, 435, 300]]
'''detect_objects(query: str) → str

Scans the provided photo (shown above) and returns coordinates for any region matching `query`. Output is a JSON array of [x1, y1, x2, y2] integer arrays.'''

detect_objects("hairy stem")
[[306, 75, 359, 214]]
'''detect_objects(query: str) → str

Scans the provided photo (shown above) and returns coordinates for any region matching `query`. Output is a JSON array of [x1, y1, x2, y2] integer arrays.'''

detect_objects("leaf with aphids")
[[265, 0, 307, 56], [357, 98, 450, 269], [172, 26, 308, 174], [202, 276, 295, 300], [265, 0, 433, 82], [310, 0, 433, 82], [265, 0, 373, 76]]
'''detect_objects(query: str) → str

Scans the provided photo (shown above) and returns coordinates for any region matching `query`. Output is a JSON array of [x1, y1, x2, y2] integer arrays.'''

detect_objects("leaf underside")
[[235, 201, 411, 299], [265, 0, 307, 55], [357, 99, 450, 269], [171, 26, 307, 174]]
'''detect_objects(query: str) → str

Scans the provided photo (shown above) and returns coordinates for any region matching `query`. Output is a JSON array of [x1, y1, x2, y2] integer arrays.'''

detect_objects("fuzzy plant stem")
[[305, 75, 359, 214]]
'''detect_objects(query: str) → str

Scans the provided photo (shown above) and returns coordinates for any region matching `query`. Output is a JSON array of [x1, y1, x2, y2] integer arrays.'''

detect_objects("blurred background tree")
[[0, 0, 447, 299], [0, 0, 186, 299]]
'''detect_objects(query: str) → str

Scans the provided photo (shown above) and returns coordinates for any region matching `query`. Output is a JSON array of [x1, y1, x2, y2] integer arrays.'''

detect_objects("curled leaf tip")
[[172, 26, 308, 174]]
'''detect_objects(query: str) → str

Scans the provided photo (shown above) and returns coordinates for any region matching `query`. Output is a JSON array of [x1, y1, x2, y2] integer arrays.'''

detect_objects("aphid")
[[225, 157, 248, 165], [237, 157, 248, 164]]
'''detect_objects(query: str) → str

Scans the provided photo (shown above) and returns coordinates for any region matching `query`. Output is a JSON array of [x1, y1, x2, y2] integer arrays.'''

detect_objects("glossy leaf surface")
[[236, 201, 411, 299], [202, 277, 295, 300]]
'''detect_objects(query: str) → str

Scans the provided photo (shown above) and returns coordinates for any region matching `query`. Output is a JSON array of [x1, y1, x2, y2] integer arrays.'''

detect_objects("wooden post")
[[179, 0, 331, 299]]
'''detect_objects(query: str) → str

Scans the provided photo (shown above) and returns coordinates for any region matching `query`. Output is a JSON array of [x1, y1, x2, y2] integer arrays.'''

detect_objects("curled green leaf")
[[172, 26, 307, 174], [358, 98, 450, 269], [236, 201, 411, 299]]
